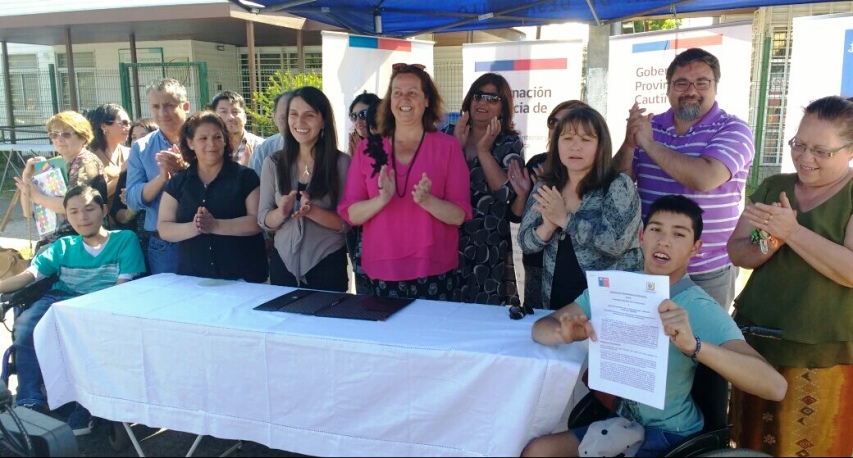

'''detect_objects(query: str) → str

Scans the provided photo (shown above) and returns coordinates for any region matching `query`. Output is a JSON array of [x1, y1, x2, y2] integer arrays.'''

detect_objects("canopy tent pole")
[[130, 33, 142, 119], [297, 28, 304, 73], [584, 0, 602, 26], [246, 19, 258, 134], [1, 41, 16, 144], [64, 28, 79, 112]]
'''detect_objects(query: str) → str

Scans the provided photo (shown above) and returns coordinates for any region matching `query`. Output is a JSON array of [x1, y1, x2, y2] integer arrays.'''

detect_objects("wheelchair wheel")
[[107, 421, 130, 451]]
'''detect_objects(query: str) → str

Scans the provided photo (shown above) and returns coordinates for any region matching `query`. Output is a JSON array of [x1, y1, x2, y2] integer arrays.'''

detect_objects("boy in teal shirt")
[[0, 185, 146, 435], [523, 195, 787, 456]]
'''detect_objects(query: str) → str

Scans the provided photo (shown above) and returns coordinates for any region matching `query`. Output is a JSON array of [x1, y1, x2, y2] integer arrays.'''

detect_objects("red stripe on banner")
[[672, 34, 723, 49], [514, 58, 567, 70], [377, 39, 411, 51]]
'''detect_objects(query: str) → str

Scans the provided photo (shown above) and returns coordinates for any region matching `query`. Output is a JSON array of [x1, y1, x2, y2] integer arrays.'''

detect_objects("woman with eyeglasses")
[[347, 91, 381, 156], [727, 96, 853, 456], [346, 96, 382, 295], [259, 86, 351, 291], [442, 73, 527, 306], [87, 104, 132, 207], [15, 111, 106, 248], [338, 63, 471, 300], [520, 100, 588, 310], [518, 105, 642, 311], [111, 118, 159, 267]]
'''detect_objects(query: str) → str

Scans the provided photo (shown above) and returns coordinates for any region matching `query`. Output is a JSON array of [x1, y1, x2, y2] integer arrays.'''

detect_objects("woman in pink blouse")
[[338, 64, 472, 300]]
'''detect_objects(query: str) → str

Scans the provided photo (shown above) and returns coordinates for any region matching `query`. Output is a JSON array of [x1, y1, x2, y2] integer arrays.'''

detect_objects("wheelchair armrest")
[[0, 275, 58, 315], [567, 392, 612, 430], [664, 426, 730, 457]]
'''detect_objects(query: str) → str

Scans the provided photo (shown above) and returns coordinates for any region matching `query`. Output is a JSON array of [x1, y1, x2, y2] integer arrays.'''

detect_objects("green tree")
[[247, 70, 322, 136], [632, 18, 682, 33]]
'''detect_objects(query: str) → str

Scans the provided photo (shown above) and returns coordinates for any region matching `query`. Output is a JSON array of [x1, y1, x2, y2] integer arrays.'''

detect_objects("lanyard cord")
[[391, 130, 426, 198]]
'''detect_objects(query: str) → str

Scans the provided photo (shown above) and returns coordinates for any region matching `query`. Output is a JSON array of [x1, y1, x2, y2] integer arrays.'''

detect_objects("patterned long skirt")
[[729, 365, 853, 457]]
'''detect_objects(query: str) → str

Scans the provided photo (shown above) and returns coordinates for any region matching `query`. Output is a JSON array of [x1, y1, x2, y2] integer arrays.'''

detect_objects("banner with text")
[[461, 40, 584, 160], [781, 13, 853, 173], [322, 31, 434, 150], [606, 23, 752, 145]]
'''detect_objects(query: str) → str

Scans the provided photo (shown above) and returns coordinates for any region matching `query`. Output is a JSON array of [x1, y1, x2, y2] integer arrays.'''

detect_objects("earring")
[[320, 129, 325, 139], [103, 130, 108, 135]]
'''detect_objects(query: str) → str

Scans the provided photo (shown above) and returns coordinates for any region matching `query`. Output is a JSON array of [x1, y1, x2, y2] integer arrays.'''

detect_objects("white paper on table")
[[585, 270, 670, 410]]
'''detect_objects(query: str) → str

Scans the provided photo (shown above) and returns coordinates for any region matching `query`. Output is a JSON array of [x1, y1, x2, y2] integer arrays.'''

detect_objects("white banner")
[[461, 40, 584, 160], [321, 31, 434, 150], [781, 13, 853, 173], [606, 23, 753, 148]]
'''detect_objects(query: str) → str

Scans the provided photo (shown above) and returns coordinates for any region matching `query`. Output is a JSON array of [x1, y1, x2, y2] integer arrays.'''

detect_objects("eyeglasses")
[[107, 119, 132, 128], [669, 78, 715, 92], [391, 63, 426, 74], [349, 109, 369, 122], [48, 131, 76, 140], [788, 138, 853, 159], [509, 303, 535, 320], [472, 92, 501, 104], [547, 116, 560, 129]]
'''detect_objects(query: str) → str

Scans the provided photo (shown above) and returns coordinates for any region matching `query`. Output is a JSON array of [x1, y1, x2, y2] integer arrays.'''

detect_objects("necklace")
[[303, 163, 311, 178], [391, 131, 426, 198]]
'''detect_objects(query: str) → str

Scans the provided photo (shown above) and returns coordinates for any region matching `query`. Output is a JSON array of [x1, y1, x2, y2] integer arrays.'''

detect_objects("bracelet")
[[689, 335, 702, 362]]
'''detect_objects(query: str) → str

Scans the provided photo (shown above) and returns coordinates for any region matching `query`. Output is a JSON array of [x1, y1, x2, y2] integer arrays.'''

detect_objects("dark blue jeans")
[[14, 291, 74, 408], [147, 234, 179, 275]]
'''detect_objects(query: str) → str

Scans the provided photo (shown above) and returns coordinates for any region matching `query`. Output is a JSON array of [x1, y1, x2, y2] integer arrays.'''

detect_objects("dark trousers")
[[270, 246, 348, 292]]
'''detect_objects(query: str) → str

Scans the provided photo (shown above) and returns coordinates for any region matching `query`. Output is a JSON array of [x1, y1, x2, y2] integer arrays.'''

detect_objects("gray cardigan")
[[518, 173, 643, 306], [257, 151, 351, 283]]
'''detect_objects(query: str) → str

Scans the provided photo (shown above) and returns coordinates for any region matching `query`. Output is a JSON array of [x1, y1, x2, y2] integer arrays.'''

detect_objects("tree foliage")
[[247, 70, 322, 136], [632, 18, 682, 33]]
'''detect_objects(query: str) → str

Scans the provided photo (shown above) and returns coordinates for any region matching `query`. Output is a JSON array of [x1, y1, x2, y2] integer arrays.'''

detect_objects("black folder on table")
[[254, 289, 414, 321]]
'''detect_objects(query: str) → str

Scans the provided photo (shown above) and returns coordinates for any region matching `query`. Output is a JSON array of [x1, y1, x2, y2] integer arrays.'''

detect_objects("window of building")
[[56, 52, 97, 112]]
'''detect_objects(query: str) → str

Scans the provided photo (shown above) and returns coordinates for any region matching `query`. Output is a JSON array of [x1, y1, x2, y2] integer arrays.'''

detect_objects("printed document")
[[585, 270, 670, 409]]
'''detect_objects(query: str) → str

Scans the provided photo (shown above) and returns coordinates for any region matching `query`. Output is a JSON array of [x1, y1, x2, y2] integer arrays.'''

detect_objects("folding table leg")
[[186, 434, 204, 457], [123, 422, 146, 457]]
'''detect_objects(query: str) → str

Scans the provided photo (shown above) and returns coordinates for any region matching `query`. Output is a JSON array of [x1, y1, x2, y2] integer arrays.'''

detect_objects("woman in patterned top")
[[443, 73, 529, 306], [15, 111, 106, 249], [518, 104, 643, 309]]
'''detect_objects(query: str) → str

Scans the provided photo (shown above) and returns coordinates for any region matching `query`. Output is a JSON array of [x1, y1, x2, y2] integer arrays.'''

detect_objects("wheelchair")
[[0, 275, 131, 452], [567, 363, 772, 457]]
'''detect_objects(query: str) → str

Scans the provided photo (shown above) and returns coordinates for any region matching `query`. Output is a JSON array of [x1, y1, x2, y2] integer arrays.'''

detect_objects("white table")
[[34, 274, 586, 457]]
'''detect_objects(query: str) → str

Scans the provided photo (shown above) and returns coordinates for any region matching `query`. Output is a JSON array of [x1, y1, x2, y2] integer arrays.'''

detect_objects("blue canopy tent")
[[230, 0, 824, 37]]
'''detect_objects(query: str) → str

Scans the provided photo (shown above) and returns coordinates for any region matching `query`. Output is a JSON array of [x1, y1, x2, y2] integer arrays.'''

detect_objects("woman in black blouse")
[[158, 111, 267, 282]]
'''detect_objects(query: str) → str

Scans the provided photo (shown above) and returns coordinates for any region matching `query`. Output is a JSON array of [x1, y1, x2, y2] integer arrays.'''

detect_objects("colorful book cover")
[[31, 159, 68, 238]]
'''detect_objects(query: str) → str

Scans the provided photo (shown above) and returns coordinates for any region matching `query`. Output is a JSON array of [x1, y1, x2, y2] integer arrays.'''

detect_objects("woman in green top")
[[726, 95, 853, 457]]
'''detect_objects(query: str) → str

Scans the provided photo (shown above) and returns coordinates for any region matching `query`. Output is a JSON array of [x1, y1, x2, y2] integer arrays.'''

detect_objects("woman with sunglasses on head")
[[87, 104, 132, 207], [727, 96, 853, 457], [520, 100, 589, 310], [339, 63, 471, 300], [259, 86, 351, 291], [518, 105, 642, 311], [15, 111, 106, 248], [442, 73, 527, 306], [347, 91, 381, 156]]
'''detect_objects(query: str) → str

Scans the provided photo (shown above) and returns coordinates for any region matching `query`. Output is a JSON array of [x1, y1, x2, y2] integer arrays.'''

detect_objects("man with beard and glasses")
[[614, 48, 754, 311]]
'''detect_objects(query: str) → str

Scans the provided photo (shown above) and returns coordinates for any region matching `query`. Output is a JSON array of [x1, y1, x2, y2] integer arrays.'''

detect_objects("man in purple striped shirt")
[[614, 48, 755, 311]]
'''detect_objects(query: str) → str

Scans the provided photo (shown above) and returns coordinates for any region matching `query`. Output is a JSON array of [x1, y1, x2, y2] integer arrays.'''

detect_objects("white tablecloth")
[[34, 274, 586, 457]]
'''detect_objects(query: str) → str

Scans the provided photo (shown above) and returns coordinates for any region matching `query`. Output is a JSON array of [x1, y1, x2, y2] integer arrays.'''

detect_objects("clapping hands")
[[532, 185, 569, 228]]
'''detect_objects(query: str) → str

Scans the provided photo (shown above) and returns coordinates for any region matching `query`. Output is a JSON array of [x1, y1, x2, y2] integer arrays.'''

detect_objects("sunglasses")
[[349, 109, 369, 122], [472, 92, 501, 104], [547, 116, 560, 129], [48, 131, 76, 140], [509, 303, 535, 320], [107, 119, 132, 128], [391, 62, 427, 73]]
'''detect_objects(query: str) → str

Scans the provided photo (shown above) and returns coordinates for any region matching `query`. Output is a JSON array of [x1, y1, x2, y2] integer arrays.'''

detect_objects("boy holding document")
[[522, 195, 787, 457]]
